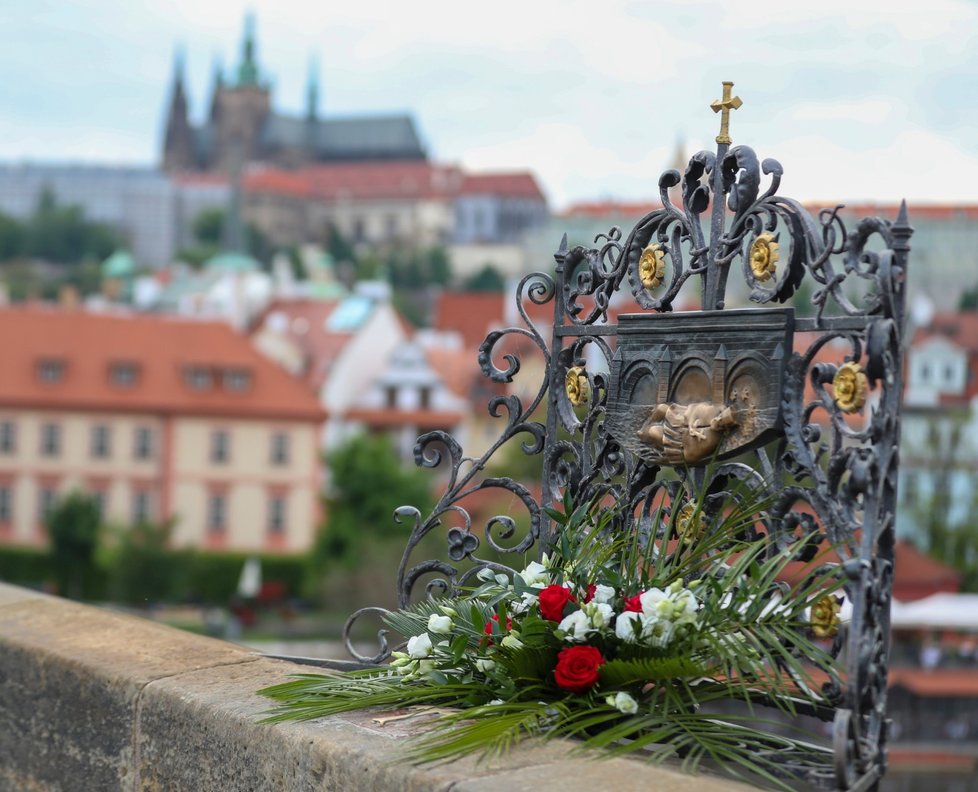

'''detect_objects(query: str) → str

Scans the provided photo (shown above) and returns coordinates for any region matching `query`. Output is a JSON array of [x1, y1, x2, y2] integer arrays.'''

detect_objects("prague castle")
[[161, 16, 427, 173]]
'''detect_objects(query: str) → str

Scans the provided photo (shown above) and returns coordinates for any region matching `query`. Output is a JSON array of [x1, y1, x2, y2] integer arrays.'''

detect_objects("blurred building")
[[161, 16, 426, 173], [0, 306, 323, 553], [898, 311, 978, 542], [0, 164, 228, 267]]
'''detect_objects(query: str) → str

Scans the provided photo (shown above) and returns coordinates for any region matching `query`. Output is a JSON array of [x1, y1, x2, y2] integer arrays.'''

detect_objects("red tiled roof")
[[910, 312, 978, 404], [251, 298, 349, 391], [0, 306, 323, 421], [244, 169, 311, 198], [779, 539, 960, 602], [433, 291, 553, 349], [804, 202, 978, 221], [425, 346, 482, 400], [343, 407, 464, 429], [301, 162, 464, 201], [889, 669, 978, 697], [560, 201, 663, 219], [460, 172, 546, 201]]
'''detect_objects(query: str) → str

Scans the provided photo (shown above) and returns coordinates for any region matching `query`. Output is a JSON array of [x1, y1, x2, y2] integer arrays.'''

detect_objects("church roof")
[[260, 113, 426, 161]]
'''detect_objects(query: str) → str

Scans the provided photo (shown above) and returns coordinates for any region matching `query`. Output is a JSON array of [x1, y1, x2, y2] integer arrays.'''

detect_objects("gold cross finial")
[[710, 81, 743, 145]]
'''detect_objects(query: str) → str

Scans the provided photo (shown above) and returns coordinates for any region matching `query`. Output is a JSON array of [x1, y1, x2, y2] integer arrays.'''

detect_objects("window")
[[185, 366, 212, 390], [40, 423, 60, 457], [0, 486, 11, 522], [920, 362, 931, 383], [385, 214, 399, 239], [90, 425, 111, 459], [419, 386, 432, 410], [132, 491, 152, 524], [944, 363, 955, 384], [902, 471, 919, 507], [109, 362, 140, 388], [37, 358, 65, 384], [224, 368, 252, 392], [207, 493, 226, 534], [134, 426, 153, 460], [270, 432, 290, 466], [385, 386, 398, 409], [267, 495, 286, 535], [0, 421, 15, 454], [210, 430, 229, 464], [352, 216, 366, 242], [39, 487, 57, 522]]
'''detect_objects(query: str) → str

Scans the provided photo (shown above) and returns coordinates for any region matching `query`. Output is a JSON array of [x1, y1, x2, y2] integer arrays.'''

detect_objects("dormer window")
[[184, 366, 212, 390], [224, 368, 252, 392], [109, 361, 140, 388], [37, 358, 65, 384]]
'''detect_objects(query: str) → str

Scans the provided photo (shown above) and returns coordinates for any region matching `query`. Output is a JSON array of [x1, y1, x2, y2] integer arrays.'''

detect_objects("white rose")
[[642, 617, 675, 649], [606, 691, 639, 715], [558, 609, 592, 642], [592, 584, 616, 605], [427, 614, 454, 634], [615, 611, 643, 643], [475, 658, 496, 673], [407, 633, 433, 658], [520, 561, 550, 588]]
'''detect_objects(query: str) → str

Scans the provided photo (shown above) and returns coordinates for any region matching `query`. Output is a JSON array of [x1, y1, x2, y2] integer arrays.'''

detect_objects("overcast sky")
[[1, 0, 976, 209]]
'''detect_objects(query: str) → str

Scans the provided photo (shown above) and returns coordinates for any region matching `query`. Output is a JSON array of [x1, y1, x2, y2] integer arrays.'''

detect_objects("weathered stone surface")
[[0, 582, 753, 792]]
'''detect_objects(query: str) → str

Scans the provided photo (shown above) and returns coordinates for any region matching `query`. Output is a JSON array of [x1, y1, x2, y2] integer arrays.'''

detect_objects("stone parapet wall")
[[0, 583, 750, 792]]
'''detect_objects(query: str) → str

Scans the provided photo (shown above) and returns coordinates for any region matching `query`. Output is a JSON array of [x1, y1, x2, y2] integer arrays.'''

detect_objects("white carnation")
[[592, 584, 616, 605], [520, 561, 550, 588], [406, 633, 433, 658], [639, 587, 670, 618], [558, 609, 592, 642], [606, 691, 639, 715], [615, 611, 643, 643], [586, 602, 615, 630], [427, 614, 454, 634]]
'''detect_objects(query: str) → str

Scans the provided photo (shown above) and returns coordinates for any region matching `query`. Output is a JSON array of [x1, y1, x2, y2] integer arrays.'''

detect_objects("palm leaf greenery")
[[260, 477, 844, 790]]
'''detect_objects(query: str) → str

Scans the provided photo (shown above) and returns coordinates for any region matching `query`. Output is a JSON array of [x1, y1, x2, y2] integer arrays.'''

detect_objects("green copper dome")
[[102, 249, 136, 279], [204, 251, 261, 272]]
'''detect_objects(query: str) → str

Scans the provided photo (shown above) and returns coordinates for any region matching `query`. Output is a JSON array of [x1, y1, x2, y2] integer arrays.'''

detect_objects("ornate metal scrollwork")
[[339, 83, 910, 791]]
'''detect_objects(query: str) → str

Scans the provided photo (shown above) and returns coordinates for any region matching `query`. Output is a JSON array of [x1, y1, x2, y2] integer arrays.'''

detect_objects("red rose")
[[482, 613, 513, 643], [623, 592, 644, 612], [554, 645, 605, 694], [538, 585, 577, 622], [584, 583, 596, 603]]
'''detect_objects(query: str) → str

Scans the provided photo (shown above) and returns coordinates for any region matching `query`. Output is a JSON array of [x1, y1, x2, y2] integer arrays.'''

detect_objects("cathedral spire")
[[162, 45, 195, 171], [236, 12, 261, 87], [306, 56, 319, 121]]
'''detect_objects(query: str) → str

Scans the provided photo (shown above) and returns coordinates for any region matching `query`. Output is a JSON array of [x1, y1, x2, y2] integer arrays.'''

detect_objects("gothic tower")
[[211, 13, 271, 173], [162, 49, 196, 171]]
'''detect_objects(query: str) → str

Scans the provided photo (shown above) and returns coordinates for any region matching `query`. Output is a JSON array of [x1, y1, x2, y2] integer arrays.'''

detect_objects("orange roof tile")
[[302, 161, 464, 201], [889, 668, 978, 697], [0, 306, 324, 422], [244, 168, 311, 198], [460, 172, 546, 200]]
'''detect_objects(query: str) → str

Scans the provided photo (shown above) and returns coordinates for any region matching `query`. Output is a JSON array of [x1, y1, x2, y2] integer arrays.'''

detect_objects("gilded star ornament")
[[565, 366, 590, 407], [638, 243, 667, 290], [676, 503, 704, 544], [749, 232, 779, 282], [810, 596, 841, 639], [832, 362, 867, 413]]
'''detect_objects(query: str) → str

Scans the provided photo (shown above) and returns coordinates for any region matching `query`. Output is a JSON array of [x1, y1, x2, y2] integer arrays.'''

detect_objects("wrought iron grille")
[[338, 83, 911, 791]]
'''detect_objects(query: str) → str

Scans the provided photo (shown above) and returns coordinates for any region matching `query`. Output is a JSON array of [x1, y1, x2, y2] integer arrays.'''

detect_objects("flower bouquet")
[[261, 488, 843, 789]]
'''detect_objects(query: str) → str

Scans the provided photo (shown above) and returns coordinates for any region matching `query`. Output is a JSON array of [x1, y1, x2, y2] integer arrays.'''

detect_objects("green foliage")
[[462, 264, 505, 293], [0, 190, 121, 266], [326, 223, 357, 264], [105, 521, 187, 604], [959, 283, 978, 311], [46, 491, 102, 599], [188, 208, 275, 264], [313, 434, 433, 572], [0, 545, 55, 588], [262, 478, 844, 789]]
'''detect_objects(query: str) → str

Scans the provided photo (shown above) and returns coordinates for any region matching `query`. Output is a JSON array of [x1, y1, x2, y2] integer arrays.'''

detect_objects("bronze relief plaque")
[[605, 308, 794, 466]]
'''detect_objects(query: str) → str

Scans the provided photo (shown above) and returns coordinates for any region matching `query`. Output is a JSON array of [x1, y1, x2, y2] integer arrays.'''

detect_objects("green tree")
[[47, 491, 101, 599], [106, 521, 186, 605], [24, 189, 119, 264], [0, 212, 25, 261], [326, 223, 357, 265], [190, 208, 274, 264], [314, 434, 434, 571], [959, 284, 978, 311], [463, 264, 506, 293]]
